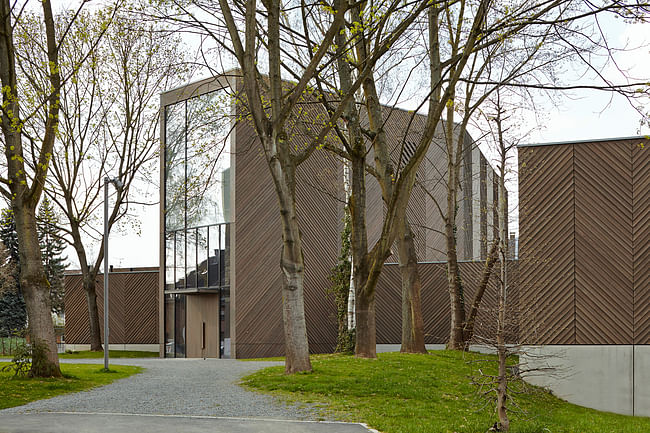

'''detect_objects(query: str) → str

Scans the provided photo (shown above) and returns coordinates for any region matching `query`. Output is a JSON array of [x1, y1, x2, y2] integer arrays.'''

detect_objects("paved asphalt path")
[[0, 358, 375, 433]]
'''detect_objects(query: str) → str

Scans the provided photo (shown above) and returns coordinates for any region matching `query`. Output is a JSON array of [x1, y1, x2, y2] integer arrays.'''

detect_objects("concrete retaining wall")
[[522, 345, 650, 416]]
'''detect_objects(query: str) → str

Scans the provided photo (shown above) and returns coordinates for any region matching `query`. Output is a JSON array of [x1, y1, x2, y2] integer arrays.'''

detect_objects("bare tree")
[[42, 10, 187, 352], [151, 0, 431, 368], [422, 0, 650, 351]]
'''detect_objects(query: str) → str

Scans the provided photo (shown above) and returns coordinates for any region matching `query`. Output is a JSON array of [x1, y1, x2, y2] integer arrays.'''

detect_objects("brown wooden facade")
[[519, 137, 650, 345], [158, 73, 506, 359], [64, 268, 159, 345]]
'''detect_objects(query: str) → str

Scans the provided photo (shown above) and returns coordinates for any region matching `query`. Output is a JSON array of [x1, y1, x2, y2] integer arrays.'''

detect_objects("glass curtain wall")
[[163, 88, 232, 358]]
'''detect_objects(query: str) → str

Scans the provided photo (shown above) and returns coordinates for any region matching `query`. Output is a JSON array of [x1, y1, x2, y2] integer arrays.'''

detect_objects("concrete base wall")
[[376, 344, 446, 353], [64, 344, 159, 353], [522, 345, 650, 417]]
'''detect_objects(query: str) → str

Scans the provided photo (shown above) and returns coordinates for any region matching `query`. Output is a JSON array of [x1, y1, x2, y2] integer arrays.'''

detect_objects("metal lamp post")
[[104, 176, 123, 370]]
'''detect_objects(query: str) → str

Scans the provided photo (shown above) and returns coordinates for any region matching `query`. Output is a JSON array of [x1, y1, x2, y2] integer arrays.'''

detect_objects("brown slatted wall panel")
[[65, 271, 158, 345], [420, 264, 452, 342], [424, 139, 449, 261], [233, 117, 340, 358], [376, 263, 450, 344], [633, 140, 650, 344], [519, 145, 575, 344], [503, 262, 520, 344], [376, 261, 518, 345], [105, 275, 126, 344], [234, 120, 285, 358], [375, 265, 403, 343], [123, 272, 159, 344], [463, 261, 495, 342], [64, 274, 88, 343], [575, 142, 634, 344], [464, 261, 519, 344], [298, 146, 341, 354]]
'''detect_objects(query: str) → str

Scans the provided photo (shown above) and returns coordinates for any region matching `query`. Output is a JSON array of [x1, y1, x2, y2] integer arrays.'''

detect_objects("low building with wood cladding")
[[64, 267, 159, 352], [158, 72, 506, 360], [518, 136, 650, 416]]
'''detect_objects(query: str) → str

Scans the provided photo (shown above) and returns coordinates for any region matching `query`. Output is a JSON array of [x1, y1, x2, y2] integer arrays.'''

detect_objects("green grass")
[[240, 356, 285, 362], [0, 362, 142, 410], [242, 351, 650, 433], [58, 350, 159, 359]]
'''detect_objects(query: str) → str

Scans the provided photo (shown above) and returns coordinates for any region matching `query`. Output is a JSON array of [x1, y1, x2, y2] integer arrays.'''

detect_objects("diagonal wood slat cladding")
[[63, 274, 88, 343], [575, 142, 633, 344], [64, 270, 159, 344], [233, 118, 339, 359], [233, 122, 284, 358], [519, 144, 575, 345], [633, 140, 650, 344], [123, 273, 160, 344], [376, 261, 519, 345]]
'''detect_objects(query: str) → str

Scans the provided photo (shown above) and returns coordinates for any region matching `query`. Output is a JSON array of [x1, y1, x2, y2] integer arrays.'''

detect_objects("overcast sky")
[[59, 7, 649, 269]]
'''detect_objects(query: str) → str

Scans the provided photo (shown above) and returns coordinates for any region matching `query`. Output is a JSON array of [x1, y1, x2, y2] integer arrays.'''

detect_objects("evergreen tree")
[[0, 209, 26, 335], [37, 198, 67, 315]]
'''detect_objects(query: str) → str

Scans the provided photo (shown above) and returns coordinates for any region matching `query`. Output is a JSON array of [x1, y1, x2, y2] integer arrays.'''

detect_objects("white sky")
[[57, 7, 649, 268]]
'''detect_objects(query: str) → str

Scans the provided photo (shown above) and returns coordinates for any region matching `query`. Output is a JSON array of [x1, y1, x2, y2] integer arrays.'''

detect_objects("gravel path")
[[0, 358, 317, 419]]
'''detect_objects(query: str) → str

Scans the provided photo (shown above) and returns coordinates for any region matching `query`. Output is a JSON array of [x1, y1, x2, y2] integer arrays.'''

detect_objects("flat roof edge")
[[518, 135, 649, 148]]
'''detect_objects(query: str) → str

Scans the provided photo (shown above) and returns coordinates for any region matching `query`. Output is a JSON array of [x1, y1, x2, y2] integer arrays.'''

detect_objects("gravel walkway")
[[0, 358, 317, 419]]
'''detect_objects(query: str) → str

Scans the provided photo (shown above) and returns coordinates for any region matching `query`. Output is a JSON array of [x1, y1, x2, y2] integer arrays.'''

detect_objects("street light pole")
[[103, 176, 122, 370]]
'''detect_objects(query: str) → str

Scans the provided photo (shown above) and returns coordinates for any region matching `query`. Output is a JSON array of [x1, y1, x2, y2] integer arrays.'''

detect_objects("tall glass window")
[[163, 87, 232, 358], [163, 87, 232, 292]]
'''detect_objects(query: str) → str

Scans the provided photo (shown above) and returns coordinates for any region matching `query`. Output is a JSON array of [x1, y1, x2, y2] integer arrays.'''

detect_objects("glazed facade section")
[[162, 80, 233, 358]]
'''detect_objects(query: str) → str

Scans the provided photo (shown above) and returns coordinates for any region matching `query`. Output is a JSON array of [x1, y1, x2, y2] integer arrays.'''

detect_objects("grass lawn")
[[59, 350, 159, 359], [0, 362, 142, 410], [242, 351, 650, 433]]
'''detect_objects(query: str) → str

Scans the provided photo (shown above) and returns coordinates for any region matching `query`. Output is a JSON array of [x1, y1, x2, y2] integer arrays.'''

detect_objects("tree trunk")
[[445, 215, 465, 350], [355, 285, 376, 358], [83, 274, 103, 351], [496, 326, 509, 431], [282, 267, 311, 374], [496, 244, 509, 430], [14, 204, 61, 377], [463, 238, 500, 344], [268, 151, 311, 374], [496, 118, 509, 429], [398, 219, 426, 354]]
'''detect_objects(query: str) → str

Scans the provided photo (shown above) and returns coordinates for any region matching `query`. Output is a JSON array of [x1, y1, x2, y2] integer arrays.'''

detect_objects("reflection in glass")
[[186, 229, 197, 288], [220, 292, 230, 358], [186, 89, 232, 227], [221, 224, 229, 286], [165, 234, 175, 291], [165, 101, 185, 231], [164, 294, 175, 357], [174, 294, 186, 357], [175, 231, 185, 289], [197, 227, 208, 287], [208, 225, 220, 287]]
